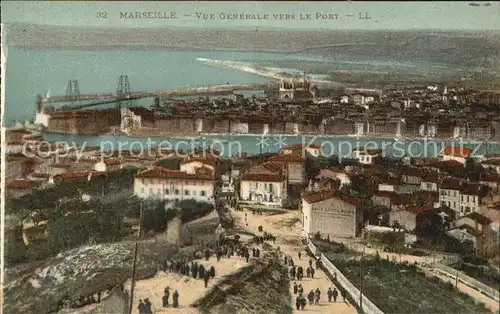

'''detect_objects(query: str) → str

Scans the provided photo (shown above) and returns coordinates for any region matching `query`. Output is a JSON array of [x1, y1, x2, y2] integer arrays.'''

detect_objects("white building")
[[281, 144, 321, 158], [180, 156, 218, 177], [120, 108, 142, 134], [134, 166, 216, 204], [94, 159, 122, 172], [439, 179, 487, 217], [481, 159, 500, 173], [267, 155, 306, 185], [318, 167, 351, 186], [439, 178, 463, 213], [239, 162, 287, 207], [302, 191, 361, 238], [420, 173, 440, 192], [439, 146, 472, 164], [352, 148, 383, 165]]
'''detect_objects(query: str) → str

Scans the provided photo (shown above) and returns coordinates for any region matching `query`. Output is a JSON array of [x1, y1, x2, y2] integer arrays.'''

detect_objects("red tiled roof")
[[413, 190, 439, 203], [31, 173, 51, 178], [283, 144, 303, 150], [135, 167, 214, 180], [480, 172, 500, 183], [422, 173, 440, 183], [181, 156, 218, 167], [241, 173, 285, 182], [303, 190, 335, 204], [453, 224, 483, 237], [440, 178, 463, 190], [7, 180, 34, 190], [460, 183, 486, 196], [440, 146, 472, 158], [373, 190, 396, 198], [7, 129, 31, 134], [485, 154, 500, 159], [307, 144, 321, 149], [465, 212, 492, 225], [481, 159, 500, 166], [303, 191, 360, 206], [54, 171, 108, 180], [268, 155, 305, 163], [428, 160, 464, 171], [259, 162, 283, 173], [103, 159, 121, 165], [401, 166, 427, 178]]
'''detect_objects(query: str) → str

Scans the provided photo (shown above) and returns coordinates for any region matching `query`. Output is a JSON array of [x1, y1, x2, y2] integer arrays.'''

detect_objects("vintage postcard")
[[2, 1, 500, 314]]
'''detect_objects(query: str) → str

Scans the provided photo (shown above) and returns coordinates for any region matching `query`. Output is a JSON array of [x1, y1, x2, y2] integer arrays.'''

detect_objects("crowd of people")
[[285, 250, 348, 311], [138, 235, 265, 312]]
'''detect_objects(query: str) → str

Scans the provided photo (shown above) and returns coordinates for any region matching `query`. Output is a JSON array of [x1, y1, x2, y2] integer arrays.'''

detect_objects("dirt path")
[[233, 210, 357, 314], [125, 252, 252, 313]]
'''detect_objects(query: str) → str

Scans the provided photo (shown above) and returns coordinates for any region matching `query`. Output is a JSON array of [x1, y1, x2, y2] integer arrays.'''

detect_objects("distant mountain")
[[5, 23, 500, 69]]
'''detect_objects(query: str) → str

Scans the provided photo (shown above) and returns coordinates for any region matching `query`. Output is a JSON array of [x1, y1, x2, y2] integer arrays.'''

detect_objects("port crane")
[[37, 75, 272, 111]]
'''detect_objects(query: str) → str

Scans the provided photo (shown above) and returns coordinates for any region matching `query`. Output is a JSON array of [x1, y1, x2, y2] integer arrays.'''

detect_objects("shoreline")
[[40, 130, 500, 145]]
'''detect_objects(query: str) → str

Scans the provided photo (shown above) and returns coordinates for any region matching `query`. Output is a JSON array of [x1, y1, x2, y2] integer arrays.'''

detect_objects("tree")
[[155, 158, 182, 170], [177, 200, 214, 223], [141, 200, 168, 233]]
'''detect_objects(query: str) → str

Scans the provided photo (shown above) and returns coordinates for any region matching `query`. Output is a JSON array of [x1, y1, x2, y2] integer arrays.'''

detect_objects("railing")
[[433, 263, 500, 302], [307, 239, 384, 314]]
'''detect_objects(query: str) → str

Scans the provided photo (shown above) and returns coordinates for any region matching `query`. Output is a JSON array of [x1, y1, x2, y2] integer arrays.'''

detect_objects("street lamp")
[[129, 200, 145, 314]]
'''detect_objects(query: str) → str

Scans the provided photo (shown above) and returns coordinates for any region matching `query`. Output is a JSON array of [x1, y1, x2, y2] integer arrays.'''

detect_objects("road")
[[232, 210, 357, 314]]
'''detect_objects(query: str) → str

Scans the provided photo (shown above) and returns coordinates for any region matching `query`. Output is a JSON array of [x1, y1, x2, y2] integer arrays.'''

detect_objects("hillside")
[[6, 23, 500, 69]]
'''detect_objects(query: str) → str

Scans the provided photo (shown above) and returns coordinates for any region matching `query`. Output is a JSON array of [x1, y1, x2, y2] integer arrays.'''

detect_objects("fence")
[[434, 263, 500, 302], [307, 239, 384, 314]]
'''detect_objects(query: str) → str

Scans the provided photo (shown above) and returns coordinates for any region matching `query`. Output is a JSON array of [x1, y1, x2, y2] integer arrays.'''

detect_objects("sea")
[[4, 47, 500, 157]]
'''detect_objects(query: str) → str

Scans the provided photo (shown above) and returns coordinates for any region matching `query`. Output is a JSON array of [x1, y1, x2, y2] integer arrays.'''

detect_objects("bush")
[[177, 200, 214, 223], [314, 231, 321, 241]]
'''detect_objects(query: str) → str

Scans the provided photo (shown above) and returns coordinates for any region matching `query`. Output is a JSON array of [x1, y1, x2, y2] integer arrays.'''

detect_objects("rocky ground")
[[3, 240, 200, 314], [193, 251, 292, 314]]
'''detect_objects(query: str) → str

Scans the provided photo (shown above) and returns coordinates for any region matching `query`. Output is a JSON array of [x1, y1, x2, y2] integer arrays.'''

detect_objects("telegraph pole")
[[129, 201, 144, 314]]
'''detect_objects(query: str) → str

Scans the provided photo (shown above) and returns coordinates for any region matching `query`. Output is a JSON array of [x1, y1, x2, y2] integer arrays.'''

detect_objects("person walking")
[[307, 290, 314, 305], [293, 281, 298, 294], [144, 298, 153, 314], [310, 267, 315, 279], [309, 259, 313, 268], [298, 251, 301, 260], [204, 271, 210, 288], [295, 295, 301, 310], [300, 296, 306, 310], [172, 290, 179, 308], [333, 288, 338, 302], [327, 287, 333, 302], [341, 289, 347, 302], [314, 288, 321, 305], [306, 267, 311, 278], [298, 284, 304, 295], [138, 300, 146, 314], [163, 287, 170, 307], [209, 265, 215, 279]]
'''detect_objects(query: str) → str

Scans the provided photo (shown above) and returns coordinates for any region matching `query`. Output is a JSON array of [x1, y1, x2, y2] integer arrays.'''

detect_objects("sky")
[[2, 1, 499, 30]]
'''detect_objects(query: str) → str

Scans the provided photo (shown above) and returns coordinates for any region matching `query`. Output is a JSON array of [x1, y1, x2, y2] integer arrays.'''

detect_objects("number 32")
[[97, 12, 107, 19]]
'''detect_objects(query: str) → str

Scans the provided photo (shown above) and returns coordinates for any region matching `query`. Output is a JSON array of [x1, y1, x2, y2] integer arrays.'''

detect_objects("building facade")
[[134, 167, 216, 204], [302, 191, 361, 238]]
